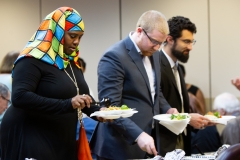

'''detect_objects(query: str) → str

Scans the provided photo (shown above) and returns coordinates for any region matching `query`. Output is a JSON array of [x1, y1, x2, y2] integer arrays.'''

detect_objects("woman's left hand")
[[71, 94, 92, 109], [96, 107, 114, 123]]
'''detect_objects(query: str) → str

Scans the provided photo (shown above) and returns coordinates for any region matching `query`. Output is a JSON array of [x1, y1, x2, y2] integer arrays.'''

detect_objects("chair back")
[[216, 143, 240, 160]]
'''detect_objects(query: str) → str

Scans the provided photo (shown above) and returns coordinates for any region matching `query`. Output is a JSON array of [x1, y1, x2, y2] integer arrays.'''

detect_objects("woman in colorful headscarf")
[[0, 7, 100, 160]]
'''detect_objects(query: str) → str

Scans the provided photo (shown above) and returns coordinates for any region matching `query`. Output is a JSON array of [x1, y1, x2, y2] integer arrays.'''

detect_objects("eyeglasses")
[[142, 29, 163, 46], [179, 39, 196, 45], [0, 95, 11, 107]]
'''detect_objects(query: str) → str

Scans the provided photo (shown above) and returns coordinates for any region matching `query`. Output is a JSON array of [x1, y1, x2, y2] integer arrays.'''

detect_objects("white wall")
[[210, 0, 240, 98], [1, 0, 40, 59], [1, 0, 240, 108]]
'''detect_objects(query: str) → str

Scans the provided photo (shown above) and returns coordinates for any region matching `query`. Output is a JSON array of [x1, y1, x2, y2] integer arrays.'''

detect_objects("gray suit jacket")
[[90, 36, 171, 159], [221, 116, 240, 145]]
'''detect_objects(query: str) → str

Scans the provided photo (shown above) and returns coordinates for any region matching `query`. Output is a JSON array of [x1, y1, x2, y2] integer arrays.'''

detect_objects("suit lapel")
[[151, 52, 160, 105], [124, 37, 152, 103], [178, 66, 189, 113], [151, 52, 161, 114], [160, 50, 189, 113], [160, 51, 179, 91]]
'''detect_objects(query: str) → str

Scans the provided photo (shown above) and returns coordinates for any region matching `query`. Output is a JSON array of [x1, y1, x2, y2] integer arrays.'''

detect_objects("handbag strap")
[[78, 108, 83, 122], [63, 62, 83, 122]]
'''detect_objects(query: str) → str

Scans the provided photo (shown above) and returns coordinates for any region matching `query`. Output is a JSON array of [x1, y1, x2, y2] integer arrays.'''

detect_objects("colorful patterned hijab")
[[14, 7, 84, 69]]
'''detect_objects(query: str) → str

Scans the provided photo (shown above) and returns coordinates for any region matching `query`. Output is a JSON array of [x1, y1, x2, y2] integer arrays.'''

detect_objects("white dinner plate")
[[153, 113, 191, 123], [121, 108, 134, 114], [99, 110, 123, 115], [208, 115, 236, 124], [92, 108, 135, 115], [101, 114, 121, 119], [121, 111, 138, 118], [90, 110, 138, 119]]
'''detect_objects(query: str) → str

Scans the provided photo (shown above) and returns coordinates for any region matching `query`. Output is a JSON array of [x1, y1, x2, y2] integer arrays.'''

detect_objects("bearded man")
[[158, 16, 212, 156]]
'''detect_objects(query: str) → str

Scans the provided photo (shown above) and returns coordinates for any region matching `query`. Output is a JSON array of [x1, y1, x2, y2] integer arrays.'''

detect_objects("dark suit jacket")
[[90, 36, 171, 159], [159, 50, 191, 156]]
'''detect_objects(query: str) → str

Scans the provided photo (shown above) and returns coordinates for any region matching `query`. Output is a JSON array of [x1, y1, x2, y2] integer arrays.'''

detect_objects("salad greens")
[[206, 111, 222, 118], [171, 114, 189, 120], [214, 112, 221, 118]]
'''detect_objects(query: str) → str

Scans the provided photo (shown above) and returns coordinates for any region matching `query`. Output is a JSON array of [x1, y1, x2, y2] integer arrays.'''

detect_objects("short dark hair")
[[168, 16, 197, 41]]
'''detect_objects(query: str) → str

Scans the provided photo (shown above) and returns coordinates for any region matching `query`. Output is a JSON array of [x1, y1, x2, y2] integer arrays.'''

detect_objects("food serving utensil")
[[90, 97, 111, 107]]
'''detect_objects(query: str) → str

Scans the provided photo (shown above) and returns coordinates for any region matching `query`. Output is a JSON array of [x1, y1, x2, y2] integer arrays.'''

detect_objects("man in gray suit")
[[90, 10, 178, 159]]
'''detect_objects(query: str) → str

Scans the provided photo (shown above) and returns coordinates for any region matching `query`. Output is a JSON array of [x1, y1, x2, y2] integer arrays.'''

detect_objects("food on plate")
[[120, 104, 129, 110], [204, 111, 222, 119], [171, 114, 189, 120], [101, 106, 121, 111], [101, 105, 130, 111]]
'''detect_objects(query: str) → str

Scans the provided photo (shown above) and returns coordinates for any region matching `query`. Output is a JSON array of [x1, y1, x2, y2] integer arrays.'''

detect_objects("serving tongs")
[[90, 97, 111, 107]]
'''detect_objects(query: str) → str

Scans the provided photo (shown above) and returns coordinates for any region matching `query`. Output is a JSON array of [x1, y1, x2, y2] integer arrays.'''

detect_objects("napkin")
[[159, 118, 190, 135], [165, 149, 185, 160], [150, 149, 185, 160], [214, 144, 230, 158]]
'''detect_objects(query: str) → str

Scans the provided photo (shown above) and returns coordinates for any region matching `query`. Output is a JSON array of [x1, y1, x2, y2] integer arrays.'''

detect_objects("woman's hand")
[[96, 107, 114, 123], [71, 94, 92, 109]]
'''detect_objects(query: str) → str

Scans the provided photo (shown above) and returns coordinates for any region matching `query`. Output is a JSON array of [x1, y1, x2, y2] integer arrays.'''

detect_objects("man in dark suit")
[[90, 10, 178, 159], [159, 16, 212, 156]]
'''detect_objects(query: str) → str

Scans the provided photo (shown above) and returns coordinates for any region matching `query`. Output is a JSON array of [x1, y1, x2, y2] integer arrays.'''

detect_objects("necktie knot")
[[173, 64, 178, 70]]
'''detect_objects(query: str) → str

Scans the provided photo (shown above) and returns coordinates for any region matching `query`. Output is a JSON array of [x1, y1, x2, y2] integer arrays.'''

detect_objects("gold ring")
[[83, 94, 85, 97]]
